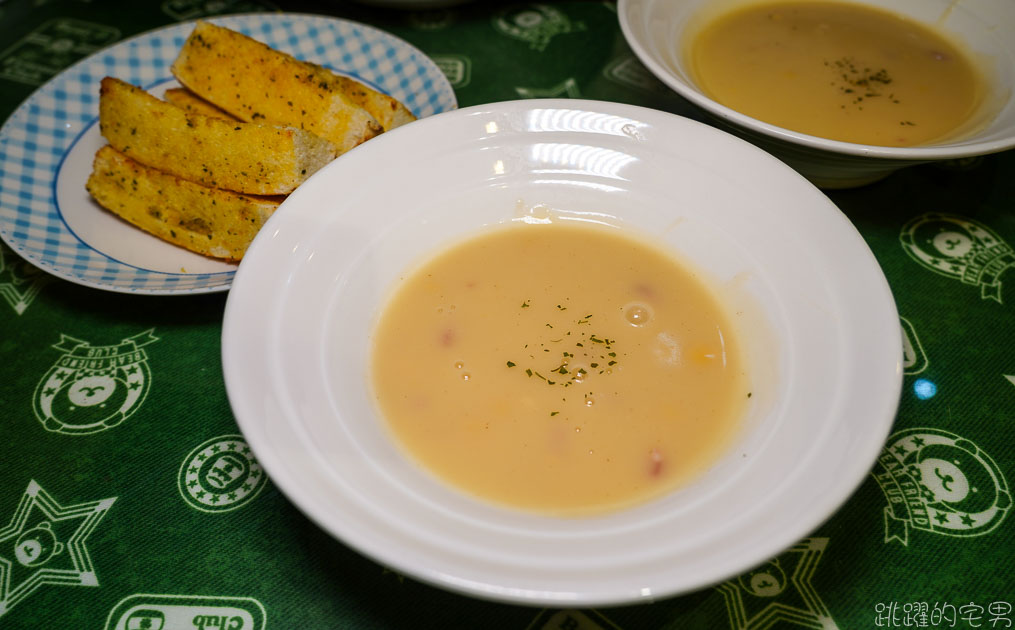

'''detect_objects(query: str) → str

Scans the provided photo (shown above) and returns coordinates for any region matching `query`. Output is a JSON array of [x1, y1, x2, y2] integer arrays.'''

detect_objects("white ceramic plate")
[[0, 13, 457, 295], [222, 100, 902, 605]]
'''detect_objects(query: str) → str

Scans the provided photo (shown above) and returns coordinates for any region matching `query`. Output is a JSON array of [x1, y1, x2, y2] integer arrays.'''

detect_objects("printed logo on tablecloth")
[[0, 18, 120, 85], [524, 608, 623, 630], [871, 428, 1011, 546], [516, 77, 581, 99], [603, 54, 670, 95], [33, 330, 159, 435], [0, 480, 116, 618], [492, 4, 586, 52], [178, 435, 267, 513], [900, 213, 1015, 303], [431, 54, 472, 88], [0, 243, 51, 316], [104, 593, 266, 630], [161, 0, 278, 22], [900, 317, 928, 376], [716, 538, 837, 630]]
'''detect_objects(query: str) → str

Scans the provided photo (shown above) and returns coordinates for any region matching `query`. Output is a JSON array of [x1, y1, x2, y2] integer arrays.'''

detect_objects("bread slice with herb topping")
[[163, 86, 238, 121], [327, 72, 416, 131], [99, 76, 337, 195], [170, 21, 384, 152], [86, 145, 282, 262]]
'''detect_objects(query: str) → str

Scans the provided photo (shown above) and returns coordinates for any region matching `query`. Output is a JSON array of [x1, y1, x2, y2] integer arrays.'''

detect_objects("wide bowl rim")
[[222, 98, 903, 606]]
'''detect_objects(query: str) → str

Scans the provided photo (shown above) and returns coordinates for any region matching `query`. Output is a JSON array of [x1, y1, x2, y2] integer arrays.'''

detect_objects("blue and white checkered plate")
[[0, 13, 457, 295]]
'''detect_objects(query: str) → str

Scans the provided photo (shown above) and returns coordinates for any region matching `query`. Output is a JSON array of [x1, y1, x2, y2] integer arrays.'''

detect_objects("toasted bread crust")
[[163, 87, 238, 120], [171, 21, 383, 152], [86, 145, 281, 262], [99, 77, 337, 195], [329, 72, 416, 131]]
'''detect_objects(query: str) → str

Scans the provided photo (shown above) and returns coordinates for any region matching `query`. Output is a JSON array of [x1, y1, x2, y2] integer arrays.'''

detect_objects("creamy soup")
[[687, 1, 986, 146], [370, 220, 749, 515]]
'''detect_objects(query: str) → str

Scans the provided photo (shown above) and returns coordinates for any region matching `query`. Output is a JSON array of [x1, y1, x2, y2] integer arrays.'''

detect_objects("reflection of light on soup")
[[370, 220, 749, 515], [687, 1, 987, 146]]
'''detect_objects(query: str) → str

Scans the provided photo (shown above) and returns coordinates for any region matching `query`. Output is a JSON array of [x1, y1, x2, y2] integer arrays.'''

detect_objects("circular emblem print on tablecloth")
[[900, 213, 1015, 303], [32, 331, 158, 435], [492, 4, 584, 52], [178, 435, 266, 513], [871, 428, 1011, 545]]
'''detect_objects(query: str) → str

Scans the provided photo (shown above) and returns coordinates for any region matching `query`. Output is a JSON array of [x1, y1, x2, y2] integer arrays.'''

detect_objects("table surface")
[[0, 1, 1012, 628]]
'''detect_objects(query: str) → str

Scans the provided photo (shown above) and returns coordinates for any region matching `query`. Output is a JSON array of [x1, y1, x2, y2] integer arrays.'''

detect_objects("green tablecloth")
[[0, 1, 1012, 628]]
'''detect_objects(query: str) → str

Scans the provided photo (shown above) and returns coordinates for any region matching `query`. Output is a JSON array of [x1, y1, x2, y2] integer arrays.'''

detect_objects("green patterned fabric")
[[0, 1, 1012, 628]]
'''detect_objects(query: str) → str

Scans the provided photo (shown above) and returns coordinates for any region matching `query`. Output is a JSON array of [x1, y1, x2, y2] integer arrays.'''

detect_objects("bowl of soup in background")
[[619, 0, 1015, 188], [222, 99, 903, 605]]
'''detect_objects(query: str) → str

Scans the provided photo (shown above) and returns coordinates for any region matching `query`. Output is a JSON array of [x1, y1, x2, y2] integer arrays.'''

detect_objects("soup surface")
[[370, 220, 749, 515], [688, 1, 986, 146]]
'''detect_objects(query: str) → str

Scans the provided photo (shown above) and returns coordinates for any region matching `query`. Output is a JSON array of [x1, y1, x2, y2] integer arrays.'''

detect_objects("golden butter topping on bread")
[[87, 22, 418, 262], [86, 145, 281, 262], [163, 87, 238, 121], [171, 21, 384, 152], [99, 77, 337, 196]]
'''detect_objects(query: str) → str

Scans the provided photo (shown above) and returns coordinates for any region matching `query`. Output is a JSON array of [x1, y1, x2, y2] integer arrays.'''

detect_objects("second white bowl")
[[619, 0, 1015, 188]]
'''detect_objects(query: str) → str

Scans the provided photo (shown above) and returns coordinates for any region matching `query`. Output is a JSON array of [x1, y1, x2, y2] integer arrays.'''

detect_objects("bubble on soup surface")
[[624, 302, 652, 326]]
